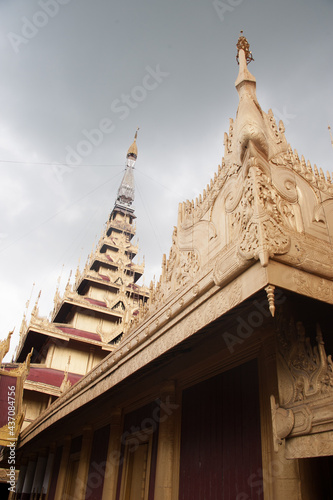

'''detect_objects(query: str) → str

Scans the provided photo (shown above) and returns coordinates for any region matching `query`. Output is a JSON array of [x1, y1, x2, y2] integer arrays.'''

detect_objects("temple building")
[[2, 34, 333, 499]]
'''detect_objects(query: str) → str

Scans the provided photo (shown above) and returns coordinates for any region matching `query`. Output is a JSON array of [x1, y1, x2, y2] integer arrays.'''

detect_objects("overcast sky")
[[1, 0, 332, 360]]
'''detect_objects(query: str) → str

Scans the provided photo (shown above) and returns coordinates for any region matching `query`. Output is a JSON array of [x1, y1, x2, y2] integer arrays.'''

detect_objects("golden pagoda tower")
[[13, 131, 149, 429]]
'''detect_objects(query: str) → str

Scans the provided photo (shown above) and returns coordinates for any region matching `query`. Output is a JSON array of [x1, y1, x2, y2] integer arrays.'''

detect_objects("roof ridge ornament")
[[236, 31, 254, 65], [234, 31, 268, 161]]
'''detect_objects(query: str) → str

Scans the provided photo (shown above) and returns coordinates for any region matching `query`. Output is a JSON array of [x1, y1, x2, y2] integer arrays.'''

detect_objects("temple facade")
[[2, 34, 333, 499]]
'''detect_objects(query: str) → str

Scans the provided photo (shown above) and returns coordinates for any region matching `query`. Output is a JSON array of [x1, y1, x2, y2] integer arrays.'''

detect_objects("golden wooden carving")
[[272, 317, 333, 457]]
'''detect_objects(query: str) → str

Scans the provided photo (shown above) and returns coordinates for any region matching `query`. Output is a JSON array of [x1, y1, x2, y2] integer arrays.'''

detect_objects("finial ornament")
[[127, 129, 139, 159], [236, 30, 254, 65]]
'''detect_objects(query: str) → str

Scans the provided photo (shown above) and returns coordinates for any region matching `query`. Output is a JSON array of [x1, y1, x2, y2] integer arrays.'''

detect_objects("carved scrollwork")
[[239, 218, 290, 266], [175, 251, 200, 290], [292, 272, 333, 302], [227, 158, 293, 266], [271, 395, 294, 451]]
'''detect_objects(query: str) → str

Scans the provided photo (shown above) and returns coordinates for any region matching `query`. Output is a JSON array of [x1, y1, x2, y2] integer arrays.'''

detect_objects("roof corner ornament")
[[0, 330, 14, 364], [236, 31, 254, 65]]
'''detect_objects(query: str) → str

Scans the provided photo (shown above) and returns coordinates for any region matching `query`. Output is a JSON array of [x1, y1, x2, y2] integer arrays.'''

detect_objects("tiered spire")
[[49, 130, 148, 342], [13, 132, 148, 429], [16, 131, 149, 363]]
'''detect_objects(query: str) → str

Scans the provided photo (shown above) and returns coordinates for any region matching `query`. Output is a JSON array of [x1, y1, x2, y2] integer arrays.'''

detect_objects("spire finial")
[[127, 128, 139, 160], [235, 31, 256, 88], [236, 31, 254, 65]]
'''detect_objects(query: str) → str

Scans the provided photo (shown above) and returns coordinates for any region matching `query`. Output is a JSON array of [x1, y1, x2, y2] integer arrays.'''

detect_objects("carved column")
[[75, 425, 94, 500], [20, 455, 37, 500], [54, 435, 71, 500], [29, 449, 47, 499], [154, 381, 179, 500], [101, 408, 122, 500]]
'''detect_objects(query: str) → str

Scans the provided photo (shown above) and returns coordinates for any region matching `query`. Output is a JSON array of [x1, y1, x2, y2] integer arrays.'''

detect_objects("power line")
[[0, 170, 124, 254], [0, 159, 124, 167], [136, 168, 187, 199]]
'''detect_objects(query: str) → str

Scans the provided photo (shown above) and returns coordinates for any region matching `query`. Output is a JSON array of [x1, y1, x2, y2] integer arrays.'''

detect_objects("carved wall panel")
[[271, 313, 333, 458]]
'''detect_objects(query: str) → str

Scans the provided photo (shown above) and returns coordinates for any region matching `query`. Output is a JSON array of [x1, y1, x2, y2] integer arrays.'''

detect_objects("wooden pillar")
[[21, 455, 37, 500], [30, 449, 47, 498], [53, 435, 71, 500], [101, 408, 122, 500], [154, 381, 179, 500], [41, 445, 56, 500], [75, 425, 94, 500], [259, 334, 302, 500], [13, 461, 27, 500]]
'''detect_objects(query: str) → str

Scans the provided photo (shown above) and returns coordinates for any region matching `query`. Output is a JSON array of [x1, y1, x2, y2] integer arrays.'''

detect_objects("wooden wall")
[[85, 424, 110, 500], [179, 359, 263, 500]]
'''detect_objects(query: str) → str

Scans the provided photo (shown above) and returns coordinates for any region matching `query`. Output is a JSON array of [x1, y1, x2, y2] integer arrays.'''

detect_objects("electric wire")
[[0, 170, 124, 254], [136, 167, 187, 200], [0, 159, 124, 167]]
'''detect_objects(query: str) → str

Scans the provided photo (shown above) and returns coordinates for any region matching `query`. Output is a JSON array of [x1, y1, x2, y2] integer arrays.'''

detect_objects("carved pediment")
[[226, 146, 294, 267]]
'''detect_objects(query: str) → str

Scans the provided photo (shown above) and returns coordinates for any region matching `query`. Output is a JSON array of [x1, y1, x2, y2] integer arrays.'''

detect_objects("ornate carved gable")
[[227, 144, 292, 267], [132, 34, 333, 338]]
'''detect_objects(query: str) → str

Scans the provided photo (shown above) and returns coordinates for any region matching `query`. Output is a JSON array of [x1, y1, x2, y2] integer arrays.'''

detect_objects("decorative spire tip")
[[236, 31, 254, 65], [127, 129, 139, 159]]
